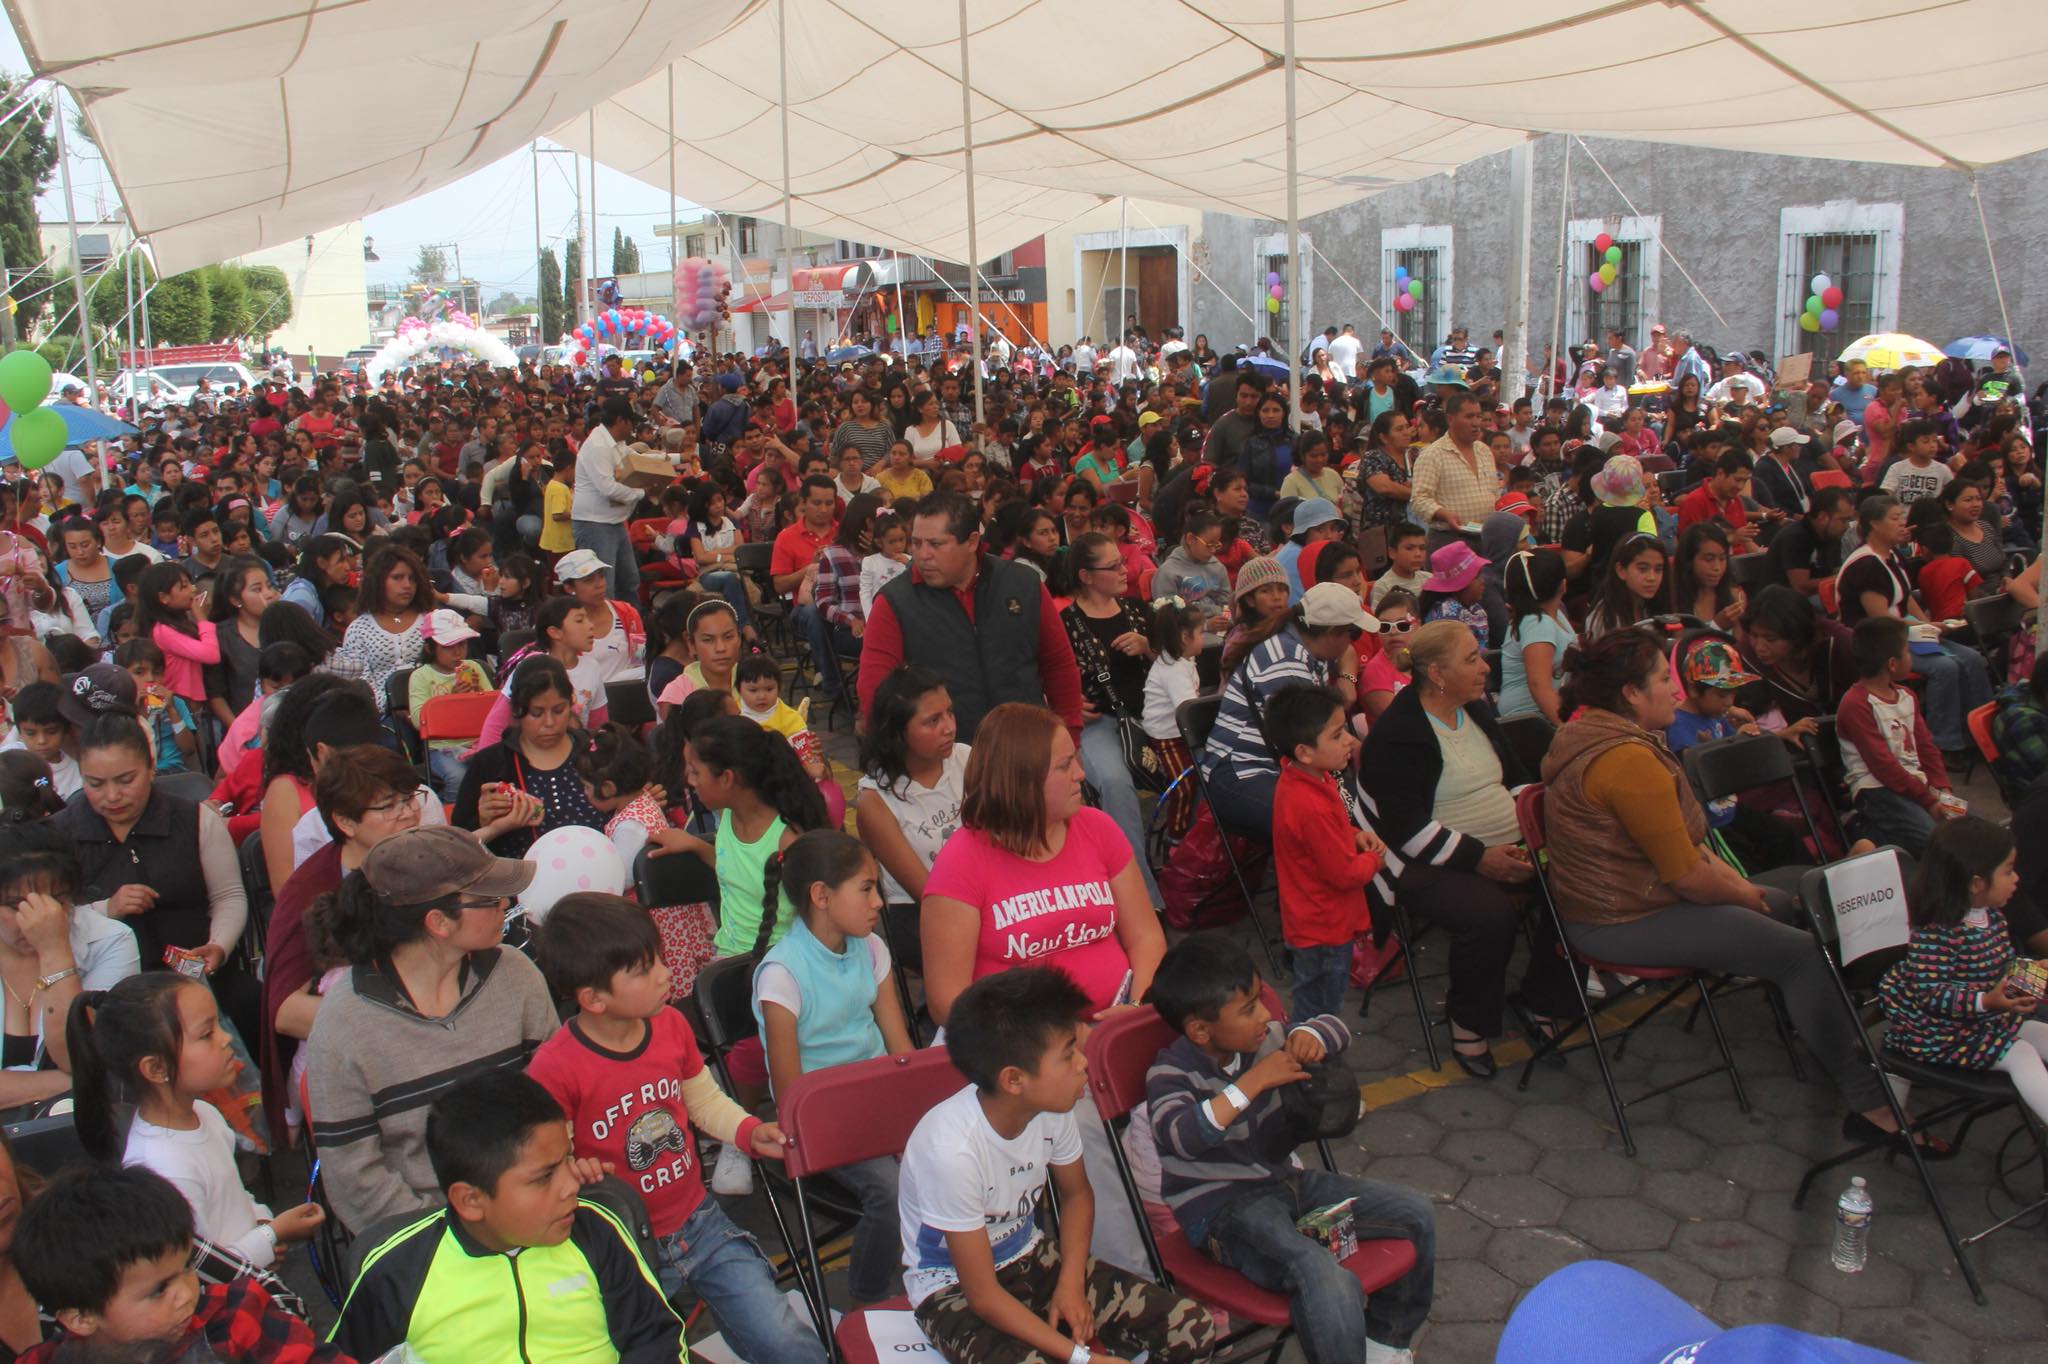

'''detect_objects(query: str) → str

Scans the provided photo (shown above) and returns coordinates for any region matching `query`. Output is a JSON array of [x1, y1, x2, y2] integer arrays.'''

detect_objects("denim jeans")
[[572, 518, 640, 602], [1204, 1168, 1436, 1359], [1078, 715, 1164, 907], [1916, 640, 1993, 752], [426, 747, 469, 807], [697, 569, 755, 631], [794, 604, 860, 700], [1853, 786, 1937, 858], [827, 1155, 903, 1303], [1203, 759, 1277, 841], [653, 1197, 826, 1363], [1290, 942, 1353, 1022]]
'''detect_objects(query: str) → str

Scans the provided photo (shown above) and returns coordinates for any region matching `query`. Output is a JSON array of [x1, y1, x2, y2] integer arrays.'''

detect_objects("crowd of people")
[[0, 313, 2037, 1363]]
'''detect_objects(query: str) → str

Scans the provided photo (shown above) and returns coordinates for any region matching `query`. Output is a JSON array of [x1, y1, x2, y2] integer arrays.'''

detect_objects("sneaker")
[[1365, 1341, 1415, 1364], [711, 1140, 754, 1196], [1583, 969, 1607, 1000]]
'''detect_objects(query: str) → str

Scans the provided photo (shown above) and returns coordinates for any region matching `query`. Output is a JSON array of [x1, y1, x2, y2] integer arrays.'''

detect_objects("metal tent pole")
[[1117, 195, 1129, 345], [54, 94, 100, 419], [587, 113, 599, 323], [531, 141, 545, 343], [893, 250, 909, 361], [957, 0, 984, 428], [1282, 0, 1301, 423], [123, 247, 137, 421], [1546, 136, 1572, 402], [778, 0, 798, 371], [667, 70, 678, 274], [1502, 138, 1534, 405]]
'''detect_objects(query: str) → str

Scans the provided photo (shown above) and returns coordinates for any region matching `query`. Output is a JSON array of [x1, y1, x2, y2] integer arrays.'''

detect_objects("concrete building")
[[39, 214, 134, 275], [233, 222, 370, 364], [1192, 135, 2046, 377], [1044, 199, 1201, 350]]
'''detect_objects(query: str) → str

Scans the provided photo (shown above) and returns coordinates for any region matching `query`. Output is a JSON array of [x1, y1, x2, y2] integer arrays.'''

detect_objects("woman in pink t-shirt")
[[921, 703, 1166, 1025], [921, 701, 1162, 1273]]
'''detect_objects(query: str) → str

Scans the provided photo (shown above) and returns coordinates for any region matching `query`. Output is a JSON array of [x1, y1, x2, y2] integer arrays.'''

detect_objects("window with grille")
[[1788, 232, 1878, 370], [1261, 252, 1290, 347], [1386, 248, 1443, 357], [736, 221, 758, 255], [1583, 241, 1645, 352]]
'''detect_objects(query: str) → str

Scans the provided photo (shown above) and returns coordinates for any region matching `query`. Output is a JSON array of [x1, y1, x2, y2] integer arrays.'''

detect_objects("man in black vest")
[[856, 492, 1084, 742]]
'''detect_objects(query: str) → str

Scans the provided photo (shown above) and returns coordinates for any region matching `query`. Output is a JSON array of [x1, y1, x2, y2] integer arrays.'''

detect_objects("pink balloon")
[[1588, 273, 1606, 293], [1394, 293, 1415, 313]]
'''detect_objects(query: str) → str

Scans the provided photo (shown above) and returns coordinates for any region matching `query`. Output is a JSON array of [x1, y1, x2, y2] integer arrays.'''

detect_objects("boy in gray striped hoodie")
[[1145, 935, 1435, 1364]]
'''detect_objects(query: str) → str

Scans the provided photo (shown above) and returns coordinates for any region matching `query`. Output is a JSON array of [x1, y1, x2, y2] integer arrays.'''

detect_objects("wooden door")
[[1137, 252, 1178, 335]]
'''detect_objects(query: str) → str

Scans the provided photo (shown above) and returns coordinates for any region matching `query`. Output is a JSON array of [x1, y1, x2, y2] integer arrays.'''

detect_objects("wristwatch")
[[34, 967, 78, 993]]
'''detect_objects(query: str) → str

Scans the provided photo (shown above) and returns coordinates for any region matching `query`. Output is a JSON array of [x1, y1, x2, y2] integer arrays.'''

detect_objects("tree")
[[564, 236, 582, 314], [202, 265, 249, 341], [612, 227, 640, 276], [411, 243, 448, 285], [88, 255, 152, 334], [486, 290, 534, 318], [0, 80, 58, 333], [538, 247, 564, 343], [240, 265, 292, 341], [147, 270, 212, 346]]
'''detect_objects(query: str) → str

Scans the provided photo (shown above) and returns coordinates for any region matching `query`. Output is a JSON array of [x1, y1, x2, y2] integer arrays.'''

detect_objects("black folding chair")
[[733, 542, 793, 650], [1173, 694, 1281, 978], [384, 666, 422, 762], [153, 770, 218, 803], [605, 679, 657, 732], [1482, 648, 1503, 699], [1963, 591, 2024, 665], [496, 629, 536, 665], [1793, 850, 2048, 1306], [1514, 786, 1750, 1156], [814, 617, 863, 732], [632, 844, 719, 914], [237, 830, 272, 968], [1496, 713, 1555, 775]]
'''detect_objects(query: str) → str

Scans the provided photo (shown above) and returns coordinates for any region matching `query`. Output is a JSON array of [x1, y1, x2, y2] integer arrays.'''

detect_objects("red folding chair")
[[416, 691, 499, 744], [1514, 785, 1749, 1156], [778, 1048, 967, 1364], [1083, 1004, 1418, 1362]]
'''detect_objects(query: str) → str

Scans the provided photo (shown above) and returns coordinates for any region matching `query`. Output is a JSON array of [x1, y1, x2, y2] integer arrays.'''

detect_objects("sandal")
[[1508, 994, 1571, 1069], [1843, 1111, 1957, 1161], [1447, 1021, 1496, 1080]]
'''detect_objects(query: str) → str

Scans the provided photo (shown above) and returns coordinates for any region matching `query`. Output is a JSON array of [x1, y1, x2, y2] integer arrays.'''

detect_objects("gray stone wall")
[[1194, 135, 2046, 365]]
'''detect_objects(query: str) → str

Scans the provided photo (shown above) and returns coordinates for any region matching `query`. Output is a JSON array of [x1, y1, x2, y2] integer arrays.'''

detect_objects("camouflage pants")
[[914, 1236, 1216, 1364]]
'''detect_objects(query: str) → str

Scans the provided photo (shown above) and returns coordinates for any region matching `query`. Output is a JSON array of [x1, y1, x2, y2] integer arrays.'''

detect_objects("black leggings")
[[1396, 863, 1578, 1038]]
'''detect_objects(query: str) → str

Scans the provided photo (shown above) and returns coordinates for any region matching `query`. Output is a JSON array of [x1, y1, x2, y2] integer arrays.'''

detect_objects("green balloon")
[[10, 408, 66, 469], [1604, 245, 1622, 265], [0, 350, 51, 414], [1805, 294, 1823, 316], [1407, 280, 1424, 298]]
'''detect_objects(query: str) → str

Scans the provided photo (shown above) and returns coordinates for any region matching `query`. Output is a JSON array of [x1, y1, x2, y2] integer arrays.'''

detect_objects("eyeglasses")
[[1378, 617, 1416, 634], [1083, 560, 1127, 574], [363, 790, 427, 819]]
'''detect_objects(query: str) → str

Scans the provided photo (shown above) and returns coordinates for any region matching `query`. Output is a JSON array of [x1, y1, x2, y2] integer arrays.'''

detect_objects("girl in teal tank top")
[[751, 830, 915, 1304]]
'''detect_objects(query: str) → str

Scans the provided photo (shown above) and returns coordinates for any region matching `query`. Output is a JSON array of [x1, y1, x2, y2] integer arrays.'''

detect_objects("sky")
[[0, 24, 702, 302]]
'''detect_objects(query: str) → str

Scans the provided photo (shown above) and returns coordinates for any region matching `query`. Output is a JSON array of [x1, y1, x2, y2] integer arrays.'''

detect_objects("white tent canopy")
[[14, 0, 2048, 273]]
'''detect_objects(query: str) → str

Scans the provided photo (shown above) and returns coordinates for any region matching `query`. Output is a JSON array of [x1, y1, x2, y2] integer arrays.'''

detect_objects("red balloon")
[[1821, 286, 1844, 309], [1593, 232, 1614, 253]]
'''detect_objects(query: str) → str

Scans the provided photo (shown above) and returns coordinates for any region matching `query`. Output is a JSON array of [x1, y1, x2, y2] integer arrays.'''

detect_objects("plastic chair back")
[[632, 845, 719, 912], [1175, 693, 1222, 753], [1810, 470, 1854, 491], [606, 679, 657, 731], [779, 1049, 966, 1178], [1514, 784, 1549, 854], [385, 667, 415, 716], [1967, 702, 2000, 765], [154, 770, 218, 804], [694, 952, 759, 1052], [1729, 550, 1784, 594], [1963, 592, 2023, 655], [1681, 732, 1797, 803], [1817, 576, 1839, 617], [1085, 1005, 1180, 1123], [416, 691, 498, 742], [1498, 714, 1556, 774]]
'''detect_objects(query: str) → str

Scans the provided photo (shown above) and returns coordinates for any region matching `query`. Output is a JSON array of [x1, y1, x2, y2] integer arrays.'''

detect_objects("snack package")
[[1296, 1198, 1359, 1261]]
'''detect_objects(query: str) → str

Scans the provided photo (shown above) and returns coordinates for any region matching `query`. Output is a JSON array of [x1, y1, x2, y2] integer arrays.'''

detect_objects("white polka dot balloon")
[[520, 825, 627, 924]]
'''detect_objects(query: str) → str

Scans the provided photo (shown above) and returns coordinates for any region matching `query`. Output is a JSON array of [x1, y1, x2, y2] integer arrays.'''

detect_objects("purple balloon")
[[1265, 270, 1281, 287], [1819, 308, 1840, 331]]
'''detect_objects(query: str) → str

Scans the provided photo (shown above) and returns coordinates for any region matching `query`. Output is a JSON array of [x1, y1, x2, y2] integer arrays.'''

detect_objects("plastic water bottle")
[[1832, 1176, 1872, 1272]]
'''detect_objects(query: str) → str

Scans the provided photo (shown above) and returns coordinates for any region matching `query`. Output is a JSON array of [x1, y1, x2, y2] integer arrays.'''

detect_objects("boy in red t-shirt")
[[1914, 523, 1982, 623], [527, 894, 828, 1363], [1268, 684, 1385, 1019]]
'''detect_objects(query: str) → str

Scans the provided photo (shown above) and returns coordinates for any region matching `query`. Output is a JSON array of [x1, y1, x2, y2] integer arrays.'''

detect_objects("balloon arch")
[[567, 308, 682, 367], [364, 313, 519, 382]]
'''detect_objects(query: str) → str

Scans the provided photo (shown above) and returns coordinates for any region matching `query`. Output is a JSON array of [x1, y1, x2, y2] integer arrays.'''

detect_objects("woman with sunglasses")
[[300, 824, 549, 1233], [1059, 532, 1165, 907]]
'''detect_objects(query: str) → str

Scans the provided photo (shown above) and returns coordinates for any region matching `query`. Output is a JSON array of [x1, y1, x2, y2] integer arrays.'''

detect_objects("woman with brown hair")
[[919, 701, 1162, 1271], [337, 541, 486, 705]]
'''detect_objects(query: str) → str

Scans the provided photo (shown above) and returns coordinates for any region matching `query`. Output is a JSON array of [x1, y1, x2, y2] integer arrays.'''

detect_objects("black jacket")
[[1356, 683, 1525, 876]]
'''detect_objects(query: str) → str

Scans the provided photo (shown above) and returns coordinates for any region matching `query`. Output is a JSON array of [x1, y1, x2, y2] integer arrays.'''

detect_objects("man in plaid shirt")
[[1991, 671, 2048, 794], [798, 495, 869, 703]]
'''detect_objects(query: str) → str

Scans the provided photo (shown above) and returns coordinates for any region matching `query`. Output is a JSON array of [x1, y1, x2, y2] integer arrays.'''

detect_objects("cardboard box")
[[620, 451, 678, 491], [1296, 1198, 1358, 1260]]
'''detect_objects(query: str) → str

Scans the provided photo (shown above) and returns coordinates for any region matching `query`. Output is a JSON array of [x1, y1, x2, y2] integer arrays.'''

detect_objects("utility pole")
[[0, 237, 15, 348], [532, 141, 543, 337]]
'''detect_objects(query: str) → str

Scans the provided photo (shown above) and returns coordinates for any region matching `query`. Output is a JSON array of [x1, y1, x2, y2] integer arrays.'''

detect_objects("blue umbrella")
[[0, 404, 139, 463], [825, 344, 874, 363], [1242, 354, 1290, 380], [1944, 335, 2029, 367]]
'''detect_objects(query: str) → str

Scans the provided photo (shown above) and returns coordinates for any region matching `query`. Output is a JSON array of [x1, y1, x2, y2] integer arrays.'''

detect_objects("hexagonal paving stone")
[[1705, 1141, 1809, 1194], [1459, 1173, 1568, 1229], [1671, 1218, 1792, 1281], [1742, 1190, 1841, 1248], [1978, 1344, 2048, 1364], [1615, 1018, 1718, 1062], [1911, 1270, 2048, 1341], [1709, 1277, 1841, 1338], [1415, 1086, 1519, 1133], [1619, 1123, 1710, 1171], [1365, 1154, 1469, 1203], [1482, 1226, 1593, 1288], [1745, 1075, 1839, 1120], [1507, 1102, 1612, 1150], [1431, 1203, 1495, 1260], [1414, 1321, 1509, 1362], [1559, 1196, 1677, 1253], [1671, 1097, 1776, 1146], [1609, 1251, 1719, 1311], [1788, 1250, 1917, 1311], [1533, 1147, 1643, 1199], [1438, 1128, 1539, 1175], [1428, 1258, 1520, 1323], [1353, 1106, 1444, 1157], [1640, 1168, 1750, 1222], [1832, 1307, 1973, 1364]]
